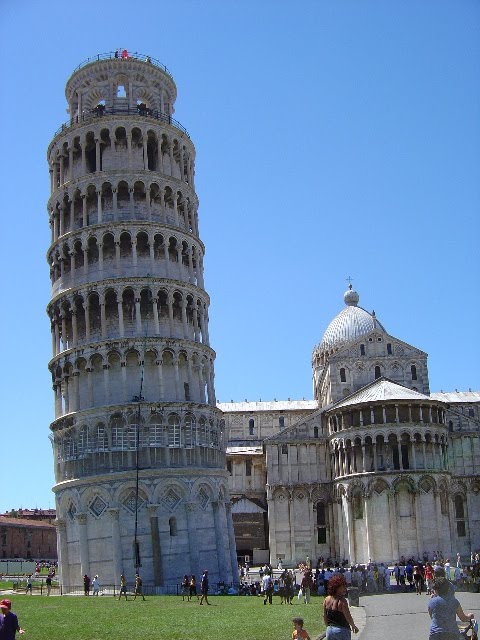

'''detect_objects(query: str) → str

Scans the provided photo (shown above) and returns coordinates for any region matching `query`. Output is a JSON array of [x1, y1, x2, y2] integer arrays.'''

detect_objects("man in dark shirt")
[[199, 569, 211, 605]]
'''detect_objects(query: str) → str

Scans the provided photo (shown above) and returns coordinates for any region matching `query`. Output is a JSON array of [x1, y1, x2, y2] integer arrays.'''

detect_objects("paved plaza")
[[356, 591, 479, 640]]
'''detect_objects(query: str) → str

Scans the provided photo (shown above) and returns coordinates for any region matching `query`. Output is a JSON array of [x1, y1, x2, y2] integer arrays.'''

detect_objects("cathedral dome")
[[318, 286, 386, 353]]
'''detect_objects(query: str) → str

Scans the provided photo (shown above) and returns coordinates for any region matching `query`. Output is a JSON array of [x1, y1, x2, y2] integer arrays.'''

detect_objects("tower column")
[[76, 513, 90, 579]]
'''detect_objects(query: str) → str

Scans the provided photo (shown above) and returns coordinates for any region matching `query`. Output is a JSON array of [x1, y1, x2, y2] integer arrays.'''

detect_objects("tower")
[[47, 51, 237, 589]]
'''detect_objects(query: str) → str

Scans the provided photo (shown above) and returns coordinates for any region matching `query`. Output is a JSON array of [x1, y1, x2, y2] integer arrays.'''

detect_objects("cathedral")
[[220, 285, 480, 567]]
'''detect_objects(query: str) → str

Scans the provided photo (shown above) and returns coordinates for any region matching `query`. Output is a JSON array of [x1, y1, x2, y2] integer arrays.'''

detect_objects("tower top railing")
[[52, 105, 190, 139], [71, 51, 174, 79]]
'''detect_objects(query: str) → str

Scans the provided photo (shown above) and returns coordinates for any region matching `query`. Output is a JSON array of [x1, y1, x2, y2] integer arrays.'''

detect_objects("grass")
[[3, 593, 326, 640]]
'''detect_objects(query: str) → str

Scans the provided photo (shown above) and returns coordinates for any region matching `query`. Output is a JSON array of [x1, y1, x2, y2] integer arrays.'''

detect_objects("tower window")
[[279, 417, 285, 428], [184, 382, 190, 401], [169, 517, 177, 536], [313, 426, 319, 438], [340, 368, 346, 382], [245, 459, 252, 476], [248, 418, 254, 435], [375, 366, 381, 379], [411, 365, 417, 381], [360, 344, 365, 356], [387, 343, 392, 355]]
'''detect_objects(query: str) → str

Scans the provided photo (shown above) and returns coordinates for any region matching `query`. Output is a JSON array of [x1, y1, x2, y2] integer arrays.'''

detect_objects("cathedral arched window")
[[360, 344, 365, 356], [387, 343, 392, 355], [249, 418, 255, 435], [411, 365, 417, 381], [340, 368, 346, 382], [245, 459, 252, 476], [375, 366, 381, 379], [314, 426, 319, 438], [448, 421, 454, 433], [169, 517, 177, 536]]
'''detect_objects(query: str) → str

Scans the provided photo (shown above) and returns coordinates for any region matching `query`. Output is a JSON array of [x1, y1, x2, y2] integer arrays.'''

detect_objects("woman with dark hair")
[[322, 574, 359, 639], [428, 577, 473, 640]]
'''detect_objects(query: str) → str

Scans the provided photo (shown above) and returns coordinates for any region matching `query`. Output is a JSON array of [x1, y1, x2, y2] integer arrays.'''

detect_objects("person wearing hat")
[[0, 599, 25, 637]]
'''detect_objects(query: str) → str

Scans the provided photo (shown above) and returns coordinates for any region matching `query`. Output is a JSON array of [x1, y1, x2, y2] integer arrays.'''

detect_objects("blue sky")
[[0, 0, 478, 513]]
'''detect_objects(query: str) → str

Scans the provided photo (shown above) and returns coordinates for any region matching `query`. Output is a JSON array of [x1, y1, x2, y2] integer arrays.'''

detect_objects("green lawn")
[[3, 594, 325, 640]]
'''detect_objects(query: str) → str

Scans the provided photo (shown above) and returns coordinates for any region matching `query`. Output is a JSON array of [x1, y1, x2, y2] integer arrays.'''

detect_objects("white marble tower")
[[46, 51, 237, 590]]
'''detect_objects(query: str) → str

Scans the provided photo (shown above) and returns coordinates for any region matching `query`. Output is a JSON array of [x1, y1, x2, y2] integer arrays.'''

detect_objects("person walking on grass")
[[199, 569, 211, 605], [92, 575, 101, 596], [118, 574, 128, 600], [181, 575, 190, 601], [133, 573, 145, 600]]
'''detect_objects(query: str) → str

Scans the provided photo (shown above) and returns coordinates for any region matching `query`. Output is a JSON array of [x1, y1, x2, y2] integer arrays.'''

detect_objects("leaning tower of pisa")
[[46, 51, 237, 590]]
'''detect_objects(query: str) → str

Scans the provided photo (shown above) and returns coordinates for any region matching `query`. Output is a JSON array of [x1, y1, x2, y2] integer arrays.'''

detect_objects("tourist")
[[45, 573, 52, 596], [83, 574, 90, 596], [118, 574, 128, 600], [92, 575, 101, 596], [181, 575, 189, 601], [301, 570, 314, 604], [189, 575, 199, 601], [25, 575, 32, 595], [425, 563, 434, 595], [199, 569, 210, 605], [263, 574, 274, 605], [133, 573, 145, 600], [292, 617, 311, 640], [323, 574, 359, 639], [0, 598, 25, 637], [428, 577, 473, 640], [413, 565, 423, 595]]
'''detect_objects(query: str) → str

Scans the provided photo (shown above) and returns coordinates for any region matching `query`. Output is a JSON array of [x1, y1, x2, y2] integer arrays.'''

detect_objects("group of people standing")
[[180, 570, 210, 605]]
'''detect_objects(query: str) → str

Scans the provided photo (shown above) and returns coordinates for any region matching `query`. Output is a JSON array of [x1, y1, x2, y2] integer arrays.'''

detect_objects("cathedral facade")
[[221, 287, 480, 566]]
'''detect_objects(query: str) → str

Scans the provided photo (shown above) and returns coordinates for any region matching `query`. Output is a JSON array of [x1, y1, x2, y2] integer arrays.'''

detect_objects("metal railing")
[[71, 51, 173, 79], [53, 106, 190, 139]]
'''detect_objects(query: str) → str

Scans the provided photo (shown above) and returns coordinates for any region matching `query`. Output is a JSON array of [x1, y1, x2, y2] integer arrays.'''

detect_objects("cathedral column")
[[433, 491, 442, 552], [211, 501, 227, 582], [327, 502, 337, 559], [364, 495, 373, 561], [411, 440, 417, 471], [414, 491, 423, 558], [108, 508, 123, 584], [336, 499, 345, 561], [361, 443, 366, 473], [185, 503, 200, 579], [76, 512, 90, 579], [388, 490, 399, 562], [422, 440, 427, 469]]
